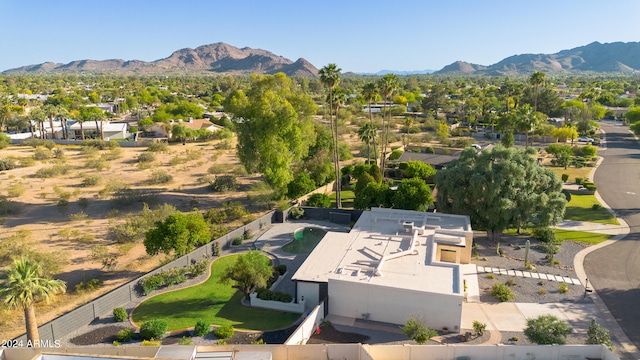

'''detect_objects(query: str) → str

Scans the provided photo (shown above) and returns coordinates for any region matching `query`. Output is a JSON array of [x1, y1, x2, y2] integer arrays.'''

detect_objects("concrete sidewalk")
[[554, 219, 628, 236]]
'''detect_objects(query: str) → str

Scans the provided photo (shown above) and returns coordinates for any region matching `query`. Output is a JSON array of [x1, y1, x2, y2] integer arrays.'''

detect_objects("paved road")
[[585, 121, 640, 351]]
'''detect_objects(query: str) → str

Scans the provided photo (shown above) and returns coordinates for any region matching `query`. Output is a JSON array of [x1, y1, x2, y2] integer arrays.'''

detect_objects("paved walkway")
[[475, 265, 581, 284]]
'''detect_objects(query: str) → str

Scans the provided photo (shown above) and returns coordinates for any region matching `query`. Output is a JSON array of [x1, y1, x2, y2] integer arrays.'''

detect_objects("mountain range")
[[3, 41, 640, 76], [435, 41, 640, 75], [2, 43, 319, 77]]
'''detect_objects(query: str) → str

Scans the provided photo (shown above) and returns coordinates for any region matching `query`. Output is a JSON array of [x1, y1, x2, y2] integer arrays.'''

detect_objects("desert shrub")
[[140, 274, 164, 295], [194, 320, 210, 336], [586, 319, 614, 351], [401, 318, 437, 344], [538, 289, 547, 295], [179, 336, 193, 345], [561, 173, 569, 182], [473, 320, 487, 336], [33, 147, 52, 160], [69, 211, 88, 221], [559, 283, 569, 293], [81, 174, 102, 187], [78, 197, 90, 209], [116, 327, 134, 342], [0, 158, 19, 171], [140, 319, 168, 340], [210, 175, 238, 192], [213, 325, 234, 339], [524, 315, 571, 344], [141, 339, 161, 346], [584, 183, 597, 191], [148, 170, 173, 184], [505, 278, 516, 287], [289, 206, 304, 220], [188, 257, 210, 277], [532, 227, 555, 243], [7, 182, 26, 197], [113, 307, 128, 322], [162, 268, 188, 286], [591, 203, 602, 210], [34, 163, 71, 178], [82, 139, 119, 150], [575, 177, 584, 185], [75, 278, 103, 294], [306, 193, 331, 208], [232, 237, 243, 245], [138, 152, 156, 163], [23, 138, 55, 149], [491, 282, 515, 302], [147, 142, 169, 152]]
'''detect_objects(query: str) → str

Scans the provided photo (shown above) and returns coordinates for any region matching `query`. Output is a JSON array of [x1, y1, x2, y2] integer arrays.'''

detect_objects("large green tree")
[[435, 146, 566, 241], [1, 257, 67, 346], [221, 250, 272, 300], [392, 178, 433, 211], [225, 73, 317, 192], [144, 211, 211, 257]]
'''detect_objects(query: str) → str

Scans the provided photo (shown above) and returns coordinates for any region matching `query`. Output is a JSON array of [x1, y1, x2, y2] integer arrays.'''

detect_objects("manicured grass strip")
[[555, 229, 613, 245], [131, 254, 300, 331], [564, 194, 619, 225], [330, 190, 355, 209], [547, 166, 593, 184]]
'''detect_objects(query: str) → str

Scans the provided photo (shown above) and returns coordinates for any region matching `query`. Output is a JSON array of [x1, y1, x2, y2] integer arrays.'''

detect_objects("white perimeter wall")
[[328, 278, 462, 331], [296, 282, 320, 311]]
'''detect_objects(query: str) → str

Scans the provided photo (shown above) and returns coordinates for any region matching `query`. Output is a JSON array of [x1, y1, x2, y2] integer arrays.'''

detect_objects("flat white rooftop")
[[292, 208, 472, 295]]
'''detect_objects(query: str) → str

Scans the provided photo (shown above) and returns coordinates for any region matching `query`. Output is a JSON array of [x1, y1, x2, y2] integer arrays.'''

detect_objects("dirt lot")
[[0, 139, 264, 340]]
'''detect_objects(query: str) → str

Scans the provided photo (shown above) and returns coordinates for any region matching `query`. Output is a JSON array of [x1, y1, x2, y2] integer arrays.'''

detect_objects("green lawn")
[[555, 229, 613, 245], [131, 254, 301, 331], [329, 190, 355, 209], [546, 165, 593, 184], [564, 194, 619, 225]]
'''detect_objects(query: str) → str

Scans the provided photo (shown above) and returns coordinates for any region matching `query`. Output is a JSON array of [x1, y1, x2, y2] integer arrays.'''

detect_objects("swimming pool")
[[283, 227, 327, 254]]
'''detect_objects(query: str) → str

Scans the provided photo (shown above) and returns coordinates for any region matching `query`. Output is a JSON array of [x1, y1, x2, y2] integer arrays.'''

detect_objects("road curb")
[[573, 153, 639, 359]]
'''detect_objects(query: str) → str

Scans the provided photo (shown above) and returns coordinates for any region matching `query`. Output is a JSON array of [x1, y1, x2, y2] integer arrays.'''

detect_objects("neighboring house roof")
[[179, 119, 222, 131], [70, 121, 127, 132]]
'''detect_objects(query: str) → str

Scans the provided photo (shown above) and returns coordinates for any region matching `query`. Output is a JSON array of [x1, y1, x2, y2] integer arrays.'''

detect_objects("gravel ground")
[[472, 233, 592, 304]]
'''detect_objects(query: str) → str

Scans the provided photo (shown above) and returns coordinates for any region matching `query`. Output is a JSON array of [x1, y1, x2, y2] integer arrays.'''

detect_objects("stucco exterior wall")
[[296, 281, 320, 311], [328, 278, 463, 331]]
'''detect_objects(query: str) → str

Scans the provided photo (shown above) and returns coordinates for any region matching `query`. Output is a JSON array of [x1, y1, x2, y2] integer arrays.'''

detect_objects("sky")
[[1, 0, 639, 74]]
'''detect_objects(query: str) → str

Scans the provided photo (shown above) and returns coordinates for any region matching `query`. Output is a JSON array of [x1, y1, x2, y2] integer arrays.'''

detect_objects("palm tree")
[[529, 71, 546, 112], [361, 82, 379, 164], [514, 104, 537, 148], [30, 108, 47, 139], [319, 63, 342, 209], [1, 257, 66, 346], [378, 74, 399, 173], [358, 123, 377, 164]]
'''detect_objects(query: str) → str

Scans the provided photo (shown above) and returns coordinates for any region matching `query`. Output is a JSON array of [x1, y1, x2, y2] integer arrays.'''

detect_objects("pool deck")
[[252, 220, 351, 297]]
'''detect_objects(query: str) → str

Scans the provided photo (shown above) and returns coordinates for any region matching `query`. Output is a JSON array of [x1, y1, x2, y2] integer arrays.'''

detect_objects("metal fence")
[[13, 211, 276, 343]]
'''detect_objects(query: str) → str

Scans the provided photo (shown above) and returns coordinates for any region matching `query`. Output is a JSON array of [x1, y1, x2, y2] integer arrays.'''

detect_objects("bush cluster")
[[289, 207, 304, 219], [194, 320, 210, 337], [274, 264, 287, 276], [532, 227, 555, 243], [306, 193, 331, 208], [491, 282, 515, 302], [213, 325, 234, 339], [75, 278, 103, 294], [113, 307, 128, 322], [209, 175, 238, 192], [0, 158, 19, 171], [255, 288, 292, 303], [34, 163, 71, 178], [137, 152, 156, 163], [140, 319, 168, 340], [389, 149, 403, 161], [147, 142, 169, 152], [116, 328, 135, 342], [82, 139, 120, 150], [22, 138, 55, 149], [148, 170, 173, 184], [140, 259, 210, 295]]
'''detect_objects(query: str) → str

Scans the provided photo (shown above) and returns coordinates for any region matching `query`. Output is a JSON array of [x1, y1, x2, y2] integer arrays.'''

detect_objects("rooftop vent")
[[402, 221, 414, 233]]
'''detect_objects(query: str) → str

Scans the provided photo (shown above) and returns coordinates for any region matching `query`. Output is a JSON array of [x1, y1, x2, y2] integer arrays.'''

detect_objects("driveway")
[[584, 121, 640, 351]]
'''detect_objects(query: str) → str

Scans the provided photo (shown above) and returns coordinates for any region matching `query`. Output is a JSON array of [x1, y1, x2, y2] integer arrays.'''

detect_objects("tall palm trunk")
[[94, 120, 100, 140], [48, 115, 55, 140], [329, 90, 341, 209], [80, 123, 85, 140], [368, 100, 378, 165], [24, 305, 40, 347]]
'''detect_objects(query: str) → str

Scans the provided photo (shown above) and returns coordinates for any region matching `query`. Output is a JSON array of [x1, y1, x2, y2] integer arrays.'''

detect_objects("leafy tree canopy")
[[435, 146, 566, 241], [225, 73, 317, 191], [144, 211, 211, 257], [221, 250, 272, 300], [524, 314, 572, 345]]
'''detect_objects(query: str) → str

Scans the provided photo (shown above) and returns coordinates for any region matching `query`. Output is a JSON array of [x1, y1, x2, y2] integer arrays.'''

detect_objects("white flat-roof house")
[[69, 121, 128, 140], [292, 208, 473, 332]]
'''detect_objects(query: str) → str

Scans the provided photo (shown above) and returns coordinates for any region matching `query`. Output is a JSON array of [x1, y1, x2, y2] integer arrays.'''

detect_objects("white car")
[[471, 144, 482, 151], [578, 136, 594, 143]]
